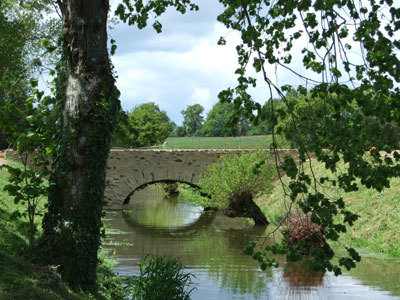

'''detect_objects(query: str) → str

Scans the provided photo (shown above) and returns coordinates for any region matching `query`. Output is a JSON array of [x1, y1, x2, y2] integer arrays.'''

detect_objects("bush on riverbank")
[[197, 151, 274, 225], [284, 213, 334, 257]]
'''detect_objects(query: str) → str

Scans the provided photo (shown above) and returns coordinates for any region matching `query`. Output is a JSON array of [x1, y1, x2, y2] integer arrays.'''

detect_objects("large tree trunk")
[[40, 0, 119, 291]]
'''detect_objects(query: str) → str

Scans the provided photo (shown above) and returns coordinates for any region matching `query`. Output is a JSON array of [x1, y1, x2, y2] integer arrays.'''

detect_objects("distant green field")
[[165, 135, 272, 149]]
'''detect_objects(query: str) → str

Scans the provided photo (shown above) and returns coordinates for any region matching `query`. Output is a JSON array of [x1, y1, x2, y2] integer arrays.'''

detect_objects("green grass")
[[165, 135, 273, 149], [256, 159, 400, 258]]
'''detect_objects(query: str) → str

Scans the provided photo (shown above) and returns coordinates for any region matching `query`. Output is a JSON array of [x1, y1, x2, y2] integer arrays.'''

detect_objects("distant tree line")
[[112, 93, 400, 149], [173, 102, 271, 137], [111, 101, 274, 148]]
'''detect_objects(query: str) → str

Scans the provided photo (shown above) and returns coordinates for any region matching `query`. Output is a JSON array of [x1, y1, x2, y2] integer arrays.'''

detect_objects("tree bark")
[[60, 0, 112, 216], [41, 0, 119, 291], [224, 191, 269, 226]]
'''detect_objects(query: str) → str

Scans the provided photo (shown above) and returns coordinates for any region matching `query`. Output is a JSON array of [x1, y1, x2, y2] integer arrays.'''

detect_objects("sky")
[[108, 0, 255, 125], [42, 1, 388, 126], [37, 0, 304, 125], [107, 0, 351, 125]]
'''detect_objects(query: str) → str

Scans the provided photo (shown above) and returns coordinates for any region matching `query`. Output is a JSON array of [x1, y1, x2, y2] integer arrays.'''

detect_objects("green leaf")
[[10, 211, 22, 220]]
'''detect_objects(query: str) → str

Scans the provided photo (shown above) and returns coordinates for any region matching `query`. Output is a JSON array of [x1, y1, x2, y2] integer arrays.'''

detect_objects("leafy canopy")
[[113, 102, 175, 148], [181, 104, 205, 136], [201, 102, 249, 137], [216, 0, 400, 274]]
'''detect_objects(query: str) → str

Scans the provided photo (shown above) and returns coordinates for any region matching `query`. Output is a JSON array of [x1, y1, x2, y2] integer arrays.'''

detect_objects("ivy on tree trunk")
[[40, 0, 119, 291]]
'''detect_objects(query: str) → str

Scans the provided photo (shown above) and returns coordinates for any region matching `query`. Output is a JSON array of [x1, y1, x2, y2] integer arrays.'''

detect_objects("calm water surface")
[[104, 186, 400, 300]]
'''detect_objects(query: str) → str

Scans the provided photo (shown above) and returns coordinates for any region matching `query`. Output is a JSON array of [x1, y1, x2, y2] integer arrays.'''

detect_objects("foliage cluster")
[[112, 102, 175, 148], [124, 254, 196, 300], [177, 183, 216, 209], [0, 1, 60, 148], [159, 182, 179, 196], [181, 104, 204, 137], [0, 78, 55, 250], [216, 0, 400, 275], [275, 90, 400, 150], [172, 102, 273, 138], [199, 151, 274, 210], [200, 102, 246, 137]]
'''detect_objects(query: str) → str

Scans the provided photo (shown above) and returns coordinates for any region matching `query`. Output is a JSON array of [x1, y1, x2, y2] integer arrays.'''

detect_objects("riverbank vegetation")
[[126, 255, 195, 300], [180, 155, 400, 259], [0, 159, 128, 299], [256, 159, 400, 259]]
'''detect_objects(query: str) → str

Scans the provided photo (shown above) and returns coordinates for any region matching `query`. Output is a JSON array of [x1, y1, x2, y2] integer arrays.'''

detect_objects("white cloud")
[[190, 88, 211, 110], [109, 1, 374, 125], [110, 17, 242, 124]]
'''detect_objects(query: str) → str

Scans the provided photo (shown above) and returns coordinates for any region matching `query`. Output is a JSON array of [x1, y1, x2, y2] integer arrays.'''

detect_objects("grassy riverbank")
[[0, 159, 127, 300], [178, 156, 400, 259], [256, 159, 400, 258]]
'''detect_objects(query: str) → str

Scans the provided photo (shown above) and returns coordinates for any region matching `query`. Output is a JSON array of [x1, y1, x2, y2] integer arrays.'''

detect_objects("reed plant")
[[125, 254, 196, 300]]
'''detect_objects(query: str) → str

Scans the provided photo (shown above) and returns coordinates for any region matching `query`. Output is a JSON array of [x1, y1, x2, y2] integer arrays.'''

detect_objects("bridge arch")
[[103, 148, 298, 210], [122, 179, 203, 204]]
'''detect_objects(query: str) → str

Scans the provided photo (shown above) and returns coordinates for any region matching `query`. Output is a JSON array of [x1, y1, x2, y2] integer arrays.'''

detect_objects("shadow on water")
[[104, 185, 400, 299]]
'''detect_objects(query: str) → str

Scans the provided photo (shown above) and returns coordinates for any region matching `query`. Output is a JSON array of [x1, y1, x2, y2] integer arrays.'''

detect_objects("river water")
[[104, 186, 400, 300]]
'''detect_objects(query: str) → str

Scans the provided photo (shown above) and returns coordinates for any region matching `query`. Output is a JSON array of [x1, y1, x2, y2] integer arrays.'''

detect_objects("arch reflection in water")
[[104, 185, 400, 300], [123, 195, 205, 230]]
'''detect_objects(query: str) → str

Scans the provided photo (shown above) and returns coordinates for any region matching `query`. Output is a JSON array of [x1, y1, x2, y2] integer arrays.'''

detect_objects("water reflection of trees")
[[126, 196, 202, 228], [282, 260, 324, 288], [347, 257, 400, 297], [107, 186, 400, 299], [183, 229, 271, 299]]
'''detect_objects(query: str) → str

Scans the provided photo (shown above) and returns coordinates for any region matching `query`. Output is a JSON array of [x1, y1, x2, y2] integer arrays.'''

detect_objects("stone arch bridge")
[[104, 149, 298, 210], [2, 148, 298, 210]]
